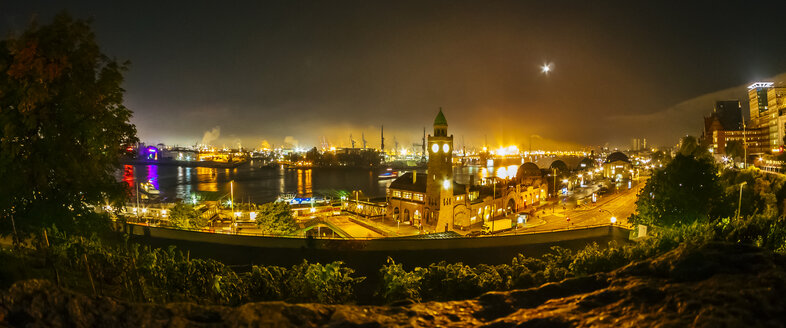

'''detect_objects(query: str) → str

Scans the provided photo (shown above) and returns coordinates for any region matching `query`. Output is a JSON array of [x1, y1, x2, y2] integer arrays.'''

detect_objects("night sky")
[[4, 1, 786, 150]]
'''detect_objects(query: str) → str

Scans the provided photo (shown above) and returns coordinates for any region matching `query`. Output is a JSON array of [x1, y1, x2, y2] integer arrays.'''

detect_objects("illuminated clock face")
[[431, 143, 439, 153], [443, 144, 450, 153]]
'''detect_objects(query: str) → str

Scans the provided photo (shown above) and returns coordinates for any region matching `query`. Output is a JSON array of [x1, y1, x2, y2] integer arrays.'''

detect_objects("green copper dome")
[[434, 108, 447, 126]]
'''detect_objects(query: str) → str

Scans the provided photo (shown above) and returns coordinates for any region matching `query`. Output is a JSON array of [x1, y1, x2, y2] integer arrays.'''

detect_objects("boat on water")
[[277, 193, 330, 205], [139, 181, 160, 196], [378, 168, 399, 180]]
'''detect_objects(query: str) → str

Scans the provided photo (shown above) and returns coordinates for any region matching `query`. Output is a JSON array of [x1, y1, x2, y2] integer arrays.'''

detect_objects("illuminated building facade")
[[702, 100, 747, 155], [711, 128, 766, 156], [747, 82, 786, 153], [386, 109, 547, 231], [603, 152, 631, 181]]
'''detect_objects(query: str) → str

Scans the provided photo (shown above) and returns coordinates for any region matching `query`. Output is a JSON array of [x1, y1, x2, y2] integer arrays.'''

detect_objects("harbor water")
[[117, 159, 525, 204]]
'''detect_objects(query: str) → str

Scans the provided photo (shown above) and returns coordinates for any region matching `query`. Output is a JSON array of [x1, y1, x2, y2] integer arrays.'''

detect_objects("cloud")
[[201, 126, 220, 145], [606, 72, 786, 147], [259, 139, 271, 149], [283, 136, 298, 148]]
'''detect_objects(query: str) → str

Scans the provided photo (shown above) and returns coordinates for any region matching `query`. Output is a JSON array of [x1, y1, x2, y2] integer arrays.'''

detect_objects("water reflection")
[[296, 169, 313, 196], [279, 166, 285, 194], [175, 166, 193, 197], [196, 167, 218, 192], [146, 165, 159, 189], [122, 165, 134, 191]]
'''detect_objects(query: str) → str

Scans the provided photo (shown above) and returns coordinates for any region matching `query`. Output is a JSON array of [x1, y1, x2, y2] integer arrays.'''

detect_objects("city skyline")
[[4, 1, 786, 149]]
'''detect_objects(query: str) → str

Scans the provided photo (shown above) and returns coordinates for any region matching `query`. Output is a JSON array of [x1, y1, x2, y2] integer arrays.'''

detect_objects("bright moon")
[[540, 63, 552, 74]]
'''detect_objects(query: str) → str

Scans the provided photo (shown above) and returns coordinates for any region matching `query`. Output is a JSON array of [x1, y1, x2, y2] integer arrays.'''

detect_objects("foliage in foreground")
[[0, 13, 137, 235], [378, 212, 786, 303], [0, 231, 363, 306], [2, 209, 785, 306]]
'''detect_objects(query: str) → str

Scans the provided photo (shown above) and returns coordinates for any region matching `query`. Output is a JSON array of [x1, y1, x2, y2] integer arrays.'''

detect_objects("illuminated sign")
[[748, 82, 774, 90]]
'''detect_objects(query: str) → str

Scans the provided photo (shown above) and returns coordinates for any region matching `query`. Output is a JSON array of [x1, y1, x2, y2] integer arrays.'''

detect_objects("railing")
[[495, 222, 632, 236]]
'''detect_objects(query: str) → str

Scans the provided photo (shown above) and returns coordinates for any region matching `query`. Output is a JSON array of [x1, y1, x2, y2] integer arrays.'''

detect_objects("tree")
[[0, 13, 137, 235], [678, 135, 710, 159], [717, 168, 786, 219], [632, 137, 722, 227], [725, 140, 744, 160], [256, 202, 298, 235], [168, 203, 208, 229], [305, 147, 320, 164], [651, 150, 671, 166]]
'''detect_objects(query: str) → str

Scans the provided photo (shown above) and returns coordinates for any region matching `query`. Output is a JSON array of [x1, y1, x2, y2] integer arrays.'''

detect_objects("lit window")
[[403, 192, 412, 199]]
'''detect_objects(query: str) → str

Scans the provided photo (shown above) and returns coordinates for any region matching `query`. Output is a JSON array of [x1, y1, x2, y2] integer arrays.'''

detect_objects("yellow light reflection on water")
[[196, 167, 218, 192], [297, 169, 313, 196]]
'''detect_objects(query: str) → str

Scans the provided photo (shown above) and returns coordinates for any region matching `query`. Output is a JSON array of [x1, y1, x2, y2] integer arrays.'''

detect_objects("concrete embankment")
[[124, 223, 631, 269]]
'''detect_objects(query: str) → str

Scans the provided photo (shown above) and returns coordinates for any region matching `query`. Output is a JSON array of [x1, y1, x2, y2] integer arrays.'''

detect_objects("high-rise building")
[[631, 138, 647, 151], [702, 100, 743, 153], [714, 100, 743, 131], [748, 82, 773, 125], [747, 82, 783, 153], [769, 87, 786, 148], [701, 96, 769, 157]]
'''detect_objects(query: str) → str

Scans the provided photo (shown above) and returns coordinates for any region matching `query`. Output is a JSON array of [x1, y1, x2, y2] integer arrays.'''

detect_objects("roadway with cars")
[[498, 179, 645, 235]]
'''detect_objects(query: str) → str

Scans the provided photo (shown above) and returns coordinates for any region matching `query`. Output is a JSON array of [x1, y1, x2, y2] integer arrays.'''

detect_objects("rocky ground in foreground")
[[1, 242, 786, 327]]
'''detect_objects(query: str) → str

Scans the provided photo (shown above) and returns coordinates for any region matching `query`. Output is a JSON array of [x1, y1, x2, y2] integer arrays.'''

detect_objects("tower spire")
[[433, 107, 448, 137]]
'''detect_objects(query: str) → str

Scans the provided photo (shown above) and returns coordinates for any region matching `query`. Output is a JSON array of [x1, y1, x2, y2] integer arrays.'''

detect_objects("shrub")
[[569, 242, 627, 276], [285, 260, 364, 304], [378, 258, 424, 303], [243, 265, 287, 301]]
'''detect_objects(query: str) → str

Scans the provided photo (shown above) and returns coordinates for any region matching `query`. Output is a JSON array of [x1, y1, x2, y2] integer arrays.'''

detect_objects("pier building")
[[386, 109, 548, 231]]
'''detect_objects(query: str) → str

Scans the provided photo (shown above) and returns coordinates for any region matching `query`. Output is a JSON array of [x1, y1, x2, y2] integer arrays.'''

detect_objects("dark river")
[[117, 159, 525, 204]]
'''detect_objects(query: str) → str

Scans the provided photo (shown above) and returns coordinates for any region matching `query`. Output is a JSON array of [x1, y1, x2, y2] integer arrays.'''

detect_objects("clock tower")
[[426, 108, 454, 227]]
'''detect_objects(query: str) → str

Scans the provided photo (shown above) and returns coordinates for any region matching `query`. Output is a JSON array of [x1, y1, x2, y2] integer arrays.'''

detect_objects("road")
[[516, 180, 644, 233], [328, 216, 385, 238]]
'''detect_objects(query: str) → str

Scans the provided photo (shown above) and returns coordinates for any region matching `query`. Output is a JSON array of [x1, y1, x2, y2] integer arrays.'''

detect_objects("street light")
[[736, 181, 747, 220], [599, 208, 614, 225]]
